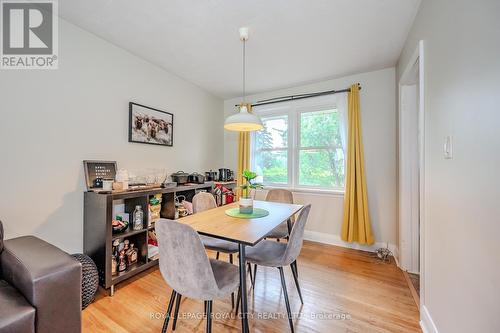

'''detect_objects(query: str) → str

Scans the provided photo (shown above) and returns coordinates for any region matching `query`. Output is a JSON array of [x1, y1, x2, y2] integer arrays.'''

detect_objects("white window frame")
[[251, 95, 346, 194], [250, 104, 292, 186]]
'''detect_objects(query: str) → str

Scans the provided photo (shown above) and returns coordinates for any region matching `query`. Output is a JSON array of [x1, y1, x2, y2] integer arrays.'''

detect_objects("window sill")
[[257, 186, 345, 197]]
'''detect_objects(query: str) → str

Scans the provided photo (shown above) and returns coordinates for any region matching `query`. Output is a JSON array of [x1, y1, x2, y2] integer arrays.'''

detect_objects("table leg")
[[238, 244, 249, 333]]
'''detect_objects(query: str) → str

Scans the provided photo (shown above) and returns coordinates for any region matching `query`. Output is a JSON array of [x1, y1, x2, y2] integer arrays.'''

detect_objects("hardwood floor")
[[83, 241, 421, 333]]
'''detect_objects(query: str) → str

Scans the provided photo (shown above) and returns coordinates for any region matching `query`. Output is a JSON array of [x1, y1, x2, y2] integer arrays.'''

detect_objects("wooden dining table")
[[178, 199, 304, 333]]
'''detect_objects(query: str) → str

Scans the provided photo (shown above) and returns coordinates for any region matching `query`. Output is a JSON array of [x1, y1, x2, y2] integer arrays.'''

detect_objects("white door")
[[399, 80, 420, 273]]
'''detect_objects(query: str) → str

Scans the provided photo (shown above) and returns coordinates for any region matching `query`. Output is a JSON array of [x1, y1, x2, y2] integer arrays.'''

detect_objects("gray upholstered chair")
[[156, 219, 240, 333], [192, 192, 240, 304], [250, 189, 296, 288], [193, 192, 239, 259], [242, 204, 311, 333], [264, 189, 295, 240]]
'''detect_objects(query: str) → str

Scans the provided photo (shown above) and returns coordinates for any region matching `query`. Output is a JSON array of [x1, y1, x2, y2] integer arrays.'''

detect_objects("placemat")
[[225, 207, 269, 219]]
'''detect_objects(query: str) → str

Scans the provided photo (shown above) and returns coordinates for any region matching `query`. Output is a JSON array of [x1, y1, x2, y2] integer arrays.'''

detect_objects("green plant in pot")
[[239, 170, 263, 214]]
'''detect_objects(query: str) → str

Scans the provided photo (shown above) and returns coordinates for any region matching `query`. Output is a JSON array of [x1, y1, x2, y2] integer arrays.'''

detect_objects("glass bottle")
[[111, 255, 118, 275], [111, 239, 120, 275], [133, 205, 144, 230], [118, 250, 127, 272], [127, 243, 138, 265], [123, 239, 129, 252], [112, 239, 120, 256]]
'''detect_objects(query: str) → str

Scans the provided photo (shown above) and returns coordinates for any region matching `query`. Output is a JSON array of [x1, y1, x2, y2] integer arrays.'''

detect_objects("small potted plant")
[[239, 170, 263, 214]]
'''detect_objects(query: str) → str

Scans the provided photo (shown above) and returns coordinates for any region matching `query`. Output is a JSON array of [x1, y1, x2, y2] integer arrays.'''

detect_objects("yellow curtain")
[[341, 84, 374, 245], [236, 103, 252, 199]]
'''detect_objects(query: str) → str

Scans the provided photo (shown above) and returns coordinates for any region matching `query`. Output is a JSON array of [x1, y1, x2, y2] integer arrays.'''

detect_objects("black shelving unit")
[[83, 182, 214, 295]]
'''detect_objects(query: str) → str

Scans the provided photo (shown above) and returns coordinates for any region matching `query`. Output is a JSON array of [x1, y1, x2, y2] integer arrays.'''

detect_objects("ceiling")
[[60, 0, 420, 99]]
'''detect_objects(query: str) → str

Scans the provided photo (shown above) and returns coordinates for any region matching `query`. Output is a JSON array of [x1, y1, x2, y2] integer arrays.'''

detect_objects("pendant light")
[[224, 27, 263, 132]]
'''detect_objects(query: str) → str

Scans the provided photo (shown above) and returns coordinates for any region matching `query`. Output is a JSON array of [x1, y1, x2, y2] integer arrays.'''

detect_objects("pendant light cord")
[[242, 38, 246, 104]]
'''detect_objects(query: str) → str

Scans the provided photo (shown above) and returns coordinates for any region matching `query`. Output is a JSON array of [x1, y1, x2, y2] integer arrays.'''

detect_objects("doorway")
[[398, 41, 425, 309]]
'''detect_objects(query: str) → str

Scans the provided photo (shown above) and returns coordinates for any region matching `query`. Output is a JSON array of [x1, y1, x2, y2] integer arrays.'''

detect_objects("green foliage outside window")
[[299, 110, 345, 188], [254, 116, 288, 184]]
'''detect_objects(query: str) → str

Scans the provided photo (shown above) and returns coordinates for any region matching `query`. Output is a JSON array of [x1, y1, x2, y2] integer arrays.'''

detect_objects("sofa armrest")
[[1, 236, 82, 333]]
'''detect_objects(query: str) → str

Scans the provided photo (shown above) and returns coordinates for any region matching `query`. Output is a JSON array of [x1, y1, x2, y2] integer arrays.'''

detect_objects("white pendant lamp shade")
[[224, 27, 263, 132], [224, 105, 263, 131]]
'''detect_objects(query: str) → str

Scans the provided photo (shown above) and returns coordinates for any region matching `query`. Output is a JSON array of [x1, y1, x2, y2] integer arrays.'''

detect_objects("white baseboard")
[[303, 230, 397, 255], [420, 305, 439, 333]]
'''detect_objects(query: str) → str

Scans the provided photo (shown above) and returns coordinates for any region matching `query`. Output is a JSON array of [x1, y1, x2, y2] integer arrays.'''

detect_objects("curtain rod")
[[234, 83, 361, 108]]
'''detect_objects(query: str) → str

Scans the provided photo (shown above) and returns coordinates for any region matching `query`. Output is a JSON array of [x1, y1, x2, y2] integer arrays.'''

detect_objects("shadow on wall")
[[33, 170, 86, 253]]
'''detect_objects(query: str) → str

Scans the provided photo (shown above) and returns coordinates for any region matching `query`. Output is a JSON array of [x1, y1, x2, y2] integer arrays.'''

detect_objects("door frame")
[[398, 40, 425, 307]]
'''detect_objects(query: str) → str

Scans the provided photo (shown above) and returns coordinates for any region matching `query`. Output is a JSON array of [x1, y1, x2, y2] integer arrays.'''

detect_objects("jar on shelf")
[[133, 205, 144, 230]]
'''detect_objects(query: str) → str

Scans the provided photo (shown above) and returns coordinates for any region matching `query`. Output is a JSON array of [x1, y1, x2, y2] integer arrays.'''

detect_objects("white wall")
[[397, 1, 500, 332], [224, 68, 397, 249], [0, 19, 223, 253]]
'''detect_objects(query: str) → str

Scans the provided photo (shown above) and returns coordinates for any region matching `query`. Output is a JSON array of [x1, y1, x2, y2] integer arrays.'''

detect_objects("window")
[[251, 98, 345, 191], [298, 109, 345, 188], [253, 115, 289, 185]]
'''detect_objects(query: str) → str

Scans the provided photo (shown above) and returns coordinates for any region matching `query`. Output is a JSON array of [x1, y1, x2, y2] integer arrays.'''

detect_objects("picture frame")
[[83, 160, 118, 191], [128, 102, 173, 146]]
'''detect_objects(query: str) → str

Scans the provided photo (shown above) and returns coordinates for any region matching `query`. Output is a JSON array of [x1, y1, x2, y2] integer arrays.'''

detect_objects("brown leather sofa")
[[0, 221, 82, 333]]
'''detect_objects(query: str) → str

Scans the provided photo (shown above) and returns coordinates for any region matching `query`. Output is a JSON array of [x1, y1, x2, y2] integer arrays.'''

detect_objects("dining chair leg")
[[252, 264, 257, 287], [162, 290, 177, 333], [205, 300, 213, 333], [292, 260, 298, 277], [235, 286, 241, 316], [278, 267, 295, 333], [172, 293, 182, 330], [229, 253, 235, 308], [216, 252, 220, 260], [203, 301, 208, 329], [290, 263, 303, 304], [247, 263, 254, 288]]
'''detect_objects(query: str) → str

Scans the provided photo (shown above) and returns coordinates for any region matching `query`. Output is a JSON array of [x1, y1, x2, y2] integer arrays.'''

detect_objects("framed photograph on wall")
[[129, 102, 173, 146]]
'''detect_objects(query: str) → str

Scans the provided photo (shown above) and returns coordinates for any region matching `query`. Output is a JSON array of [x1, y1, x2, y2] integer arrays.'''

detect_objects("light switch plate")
[[444, 136, 453, 159]]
